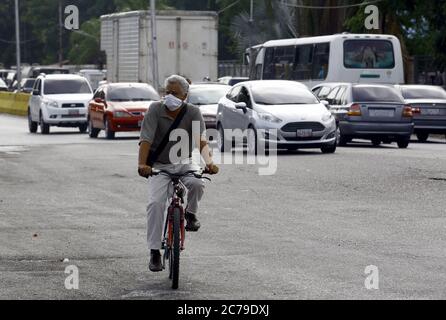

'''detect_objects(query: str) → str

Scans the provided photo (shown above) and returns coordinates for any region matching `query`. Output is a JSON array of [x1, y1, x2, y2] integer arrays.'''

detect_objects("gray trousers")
[[146, 163, 205, 250]]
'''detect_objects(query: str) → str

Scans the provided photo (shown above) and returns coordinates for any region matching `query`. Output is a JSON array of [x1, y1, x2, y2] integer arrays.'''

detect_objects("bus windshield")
[[344, 40, 395, 69]]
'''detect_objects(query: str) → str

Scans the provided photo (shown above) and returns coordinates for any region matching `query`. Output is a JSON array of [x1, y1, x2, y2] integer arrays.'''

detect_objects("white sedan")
[[216, 80, 337, 154]]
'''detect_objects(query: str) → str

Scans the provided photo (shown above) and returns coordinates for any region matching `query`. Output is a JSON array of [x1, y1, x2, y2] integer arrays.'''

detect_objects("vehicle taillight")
[[347, 104, 362, 116], [403, 105, 413, 117]]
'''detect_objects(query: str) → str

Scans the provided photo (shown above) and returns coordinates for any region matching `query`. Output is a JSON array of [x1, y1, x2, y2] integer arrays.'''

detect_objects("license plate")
[[421, 108, 441, 115], [68, 109, 79, 115], [296, 129, 313, 137], [369, 109, 395, 117]]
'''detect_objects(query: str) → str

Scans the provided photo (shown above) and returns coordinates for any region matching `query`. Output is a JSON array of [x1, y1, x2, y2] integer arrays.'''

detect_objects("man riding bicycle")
[[138, 75, 219, 272]]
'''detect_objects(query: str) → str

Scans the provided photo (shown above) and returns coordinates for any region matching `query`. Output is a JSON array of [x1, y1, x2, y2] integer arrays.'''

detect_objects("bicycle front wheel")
[[171, 207, 181, 289]]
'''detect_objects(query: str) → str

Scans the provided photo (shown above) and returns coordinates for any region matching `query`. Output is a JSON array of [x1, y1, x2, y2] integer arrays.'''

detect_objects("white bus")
[[245, 33, 404, 88]]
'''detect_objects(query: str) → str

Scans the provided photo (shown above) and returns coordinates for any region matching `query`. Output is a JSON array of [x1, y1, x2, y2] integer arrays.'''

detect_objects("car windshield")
[[188, 86, 229, 105], [401, 87, 446, 100], [251, 86, 319, 105], [44, 79, 92, 94], [108, 86, 160, 102], [22, 79, 35, 88], [353, 86, 403, 103]]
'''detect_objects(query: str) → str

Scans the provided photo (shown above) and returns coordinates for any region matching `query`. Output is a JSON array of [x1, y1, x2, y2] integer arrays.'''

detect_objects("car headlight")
[[114, 111, 131, 118], [322, 112, 333, 122], [258, 112, 283, 123], [44, 100, 58, 108]]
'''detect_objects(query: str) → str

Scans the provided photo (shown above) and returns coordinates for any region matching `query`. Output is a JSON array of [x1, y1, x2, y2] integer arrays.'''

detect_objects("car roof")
[[40, 74, 85, 80], [238, 80, 308, 89], [190, 83, 231, 87], [104, 82, 154, 88], [396, 84, 445, 90], [352, 83, 396, 89]]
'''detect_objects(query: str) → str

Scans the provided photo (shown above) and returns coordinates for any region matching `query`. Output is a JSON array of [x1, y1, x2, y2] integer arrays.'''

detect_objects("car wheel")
[[28, 109, 38, 133], [40, 113, 50, 135], [79, 123, 88, 134], [104, 117, 115, 139], [88, 118, 100, 138], [416, 132, 429, 142], [217, 125, 227, 152], [397, 137, 410, 149], [371, 139, 381, 147]]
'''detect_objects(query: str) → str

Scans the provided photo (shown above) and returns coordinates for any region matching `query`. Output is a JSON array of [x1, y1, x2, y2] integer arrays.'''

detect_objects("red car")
[[88, 83, 160, 139]]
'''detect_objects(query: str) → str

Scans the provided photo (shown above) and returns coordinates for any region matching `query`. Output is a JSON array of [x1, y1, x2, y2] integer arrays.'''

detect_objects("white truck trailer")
[[100, 10, 218, 88]]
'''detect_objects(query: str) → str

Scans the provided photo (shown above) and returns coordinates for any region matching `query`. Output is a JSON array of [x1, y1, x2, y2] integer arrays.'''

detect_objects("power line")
[[217, 0, 243, 14], [282, 0, 383, 9]]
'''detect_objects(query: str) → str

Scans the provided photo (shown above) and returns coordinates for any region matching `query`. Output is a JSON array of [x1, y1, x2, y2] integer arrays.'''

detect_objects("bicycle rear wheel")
[[171, 207, 181, 289]]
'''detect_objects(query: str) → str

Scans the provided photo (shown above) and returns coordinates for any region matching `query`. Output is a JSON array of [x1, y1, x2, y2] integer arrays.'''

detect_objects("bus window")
[[312, 43, 330, 80], [263, 46, 295, 80], [263, 47, 275, 80], [344, 40, 395, 69], [293, 45, 313, 80]]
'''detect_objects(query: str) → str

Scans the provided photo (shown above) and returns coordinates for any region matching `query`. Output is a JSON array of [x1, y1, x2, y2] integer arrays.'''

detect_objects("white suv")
[[28, 74, 93, 134]]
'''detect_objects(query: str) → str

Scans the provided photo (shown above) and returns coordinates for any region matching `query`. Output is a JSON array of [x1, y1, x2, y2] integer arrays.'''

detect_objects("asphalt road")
[[1, 113, 446, 300]]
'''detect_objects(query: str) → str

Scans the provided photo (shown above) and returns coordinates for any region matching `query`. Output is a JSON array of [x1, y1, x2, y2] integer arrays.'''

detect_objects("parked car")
[[217, 76, 249, 86], [0, 78, 8, 92], [28, 74, 93, 134], [88, 82, 160, 139], [216, 80, 337, 154], [326, 83, 414, 148], [394, 84, 446, 142], [187, 83, 231, 128]]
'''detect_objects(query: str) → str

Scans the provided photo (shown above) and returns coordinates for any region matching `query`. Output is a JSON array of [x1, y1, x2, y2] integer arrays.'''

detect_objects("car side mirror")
[[235, 102, 247, 111], [32, 89, 40, 96]]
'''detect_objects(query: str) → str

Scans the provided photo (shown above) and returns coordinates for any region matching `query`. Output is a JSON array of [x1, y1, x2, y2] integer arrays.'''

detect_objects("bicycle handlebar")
[[151, 169, 211, 180]]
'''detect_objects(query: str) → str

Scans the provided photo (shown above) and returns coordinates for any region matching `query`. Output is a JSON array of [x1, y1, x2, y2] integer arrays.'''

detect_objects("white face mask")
[[164, 94, 184, 111]]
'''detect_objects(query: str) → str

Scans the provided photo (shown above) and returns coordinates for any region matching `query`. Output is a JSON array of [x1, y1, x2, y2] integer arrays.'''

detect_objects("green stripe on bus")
[[360, 74, 381, 78]]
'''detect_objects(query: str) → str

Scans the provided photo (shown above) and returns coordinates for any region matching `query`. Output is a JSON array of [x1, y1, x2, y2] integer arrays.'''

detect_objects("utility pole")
[[15, 0, 21, 91], [150, 0, 159, 91], [59, 0, 63, 66], [249, 0, 254, 23]]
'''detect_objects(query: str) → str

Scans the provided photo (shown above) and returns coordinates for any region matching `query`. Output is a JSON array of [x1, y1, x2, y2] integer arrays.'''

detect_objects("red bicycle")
[[152, 169, 210, 289]]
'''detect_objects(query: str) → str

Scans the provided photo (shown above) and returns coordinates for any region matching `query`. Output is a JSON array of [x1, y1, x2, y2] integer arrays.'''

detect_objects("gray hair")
[[164, 75, 189, 95]]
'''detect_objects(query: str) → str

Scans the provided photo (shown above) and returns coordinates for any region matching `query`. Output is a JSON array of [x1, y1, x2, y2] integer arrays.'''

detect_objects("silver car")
[[327, 83, 414, 148], [187, 83, 231, 128], [216, 80, 337, 154], [395, 85, 446, 142]]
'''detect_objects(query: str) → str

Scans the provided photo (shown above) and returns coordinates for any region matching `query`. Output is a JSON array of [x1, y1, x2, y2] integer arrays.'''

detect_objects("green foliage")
[[67, 18, 101, 65], [1, 0, 445, 69]]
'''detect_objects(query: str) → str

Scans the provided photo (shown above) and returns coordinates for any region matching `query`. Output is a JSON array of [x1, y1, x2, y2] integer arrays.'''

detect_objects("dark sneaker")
[[185, 212, 201, 232], [149, 250, 163, 272]]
